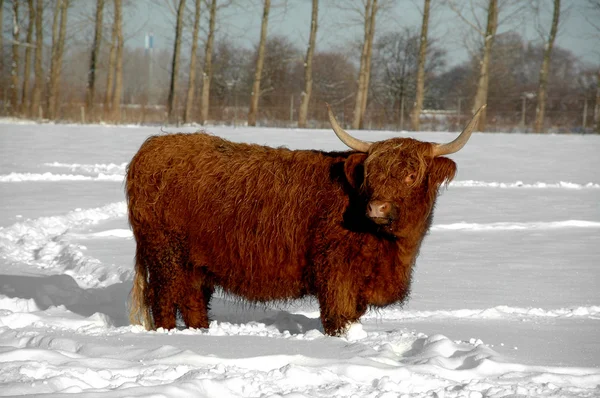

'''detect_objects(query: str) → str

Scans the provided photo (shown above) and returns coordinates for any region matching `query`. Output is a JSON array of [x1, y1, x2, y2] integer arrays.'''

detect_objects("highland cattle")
[[127, 105, 484, 336]]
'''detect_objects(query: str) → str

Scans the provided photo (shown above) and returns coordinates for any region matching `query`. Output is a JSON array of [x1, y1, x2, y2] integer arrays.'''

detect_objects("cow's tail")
[[128, 252, 153, 330]]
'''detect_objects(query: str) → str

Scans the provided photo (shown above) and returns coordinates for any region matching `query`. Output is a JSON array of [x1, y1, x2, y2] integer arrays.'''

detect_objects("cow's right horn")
[[432, 105, 486, 157], [327, 103, 372, 153]]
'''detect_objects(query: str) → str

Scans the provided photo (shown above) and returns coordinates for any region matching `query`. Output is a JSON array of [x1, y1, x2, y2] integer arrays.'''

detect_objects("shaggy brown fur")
[[126, 132, 457, 336]]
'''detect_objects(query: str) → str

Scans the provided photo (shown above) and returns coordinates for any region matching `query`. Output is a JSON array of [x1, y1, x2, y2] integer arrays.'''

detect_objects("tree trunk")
[[534, 0, 560, 134], [596, 69, 600, 135], [183, 0, 202, 124], [199, 0, 217, 125], [471, 0, 497, 131], [103, 10, 117, 120], [10, 0, 20, 115], [47, 0, 60, 118], [31, 0, 43, 118], [0, 0, 4, 96], [167, 0, 186, 124], [248, 0, 271, 127], [86, 0, 104, 120], [352, 0, 375, 130], [47, 0, 68, 120], [410, 0, 431, 131], [20, 0, 35, 116], [111, 0, 123, 122], [358, 0, 377, 130], [298, 0, 318, 128]]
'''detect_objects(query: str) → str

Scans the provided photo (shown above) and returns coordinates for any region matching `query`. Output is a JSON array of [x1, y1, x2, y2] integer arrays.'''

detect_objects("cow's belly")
[[213, 261, 308, 301], [190, 244, 309, 302]]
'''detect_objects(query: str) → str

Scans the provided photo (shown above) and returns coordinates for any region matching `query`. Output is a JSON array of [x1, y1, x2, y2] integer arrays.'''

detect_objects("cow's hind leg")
[[178, 268, 214, 329], [138, 231, 188, 330]]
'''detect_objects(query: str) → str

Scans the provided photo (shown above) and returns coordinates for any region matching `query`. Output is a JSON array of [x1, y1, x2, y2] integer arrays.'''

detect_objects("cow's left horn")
[[432, 105, 486, 157], [326, 103, 372, 153]]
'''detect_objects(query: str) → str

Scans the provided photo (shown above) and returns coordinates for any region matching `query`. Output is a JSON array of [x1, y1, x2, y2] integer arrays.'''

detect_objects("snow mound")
[[2, 313, 597, 397], [69, 229, 133, 239], [0, 172, 124, 182], [44, 162, 127, 175], [451, 180, 600, 189], [365, 305, 600, 320], [0, 295, 112, 331], [0, 202, 130, 288], [432, 220, 600, 231], [0, 295, 40, 312]]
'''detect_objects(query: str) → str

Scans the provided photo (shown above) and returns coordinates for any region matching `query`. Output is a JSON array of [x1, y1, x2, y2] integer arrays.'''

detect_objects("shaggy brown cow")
[[127, 105, 484, 336]]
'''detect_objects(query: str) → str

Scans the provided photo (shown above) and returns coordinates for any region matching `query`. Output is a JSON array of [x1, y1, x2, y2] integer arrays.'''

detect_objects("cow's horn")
[[432, 105, 486, 157], [326, 103, 372, 153]]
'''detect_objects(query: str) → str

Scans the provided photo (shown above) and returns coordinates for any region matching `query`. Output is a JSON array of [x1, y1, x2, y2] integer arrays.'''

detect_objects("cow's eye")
[[405, 172, 416, 184]]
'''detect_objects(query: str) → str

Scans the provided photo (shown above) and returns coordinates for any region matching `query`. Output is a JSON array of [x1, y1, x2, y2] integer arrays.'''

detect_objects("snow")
[[0, 120, 599, 397]]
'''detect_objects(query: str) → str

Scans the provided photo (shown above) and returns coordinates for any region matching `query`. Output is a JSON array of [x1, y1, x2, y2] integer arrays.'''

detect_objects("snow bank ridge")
[[44, 162, 127, 175], [0, 172, 124, 182], [451, 180, 600, 189], [433, 220, 600, 231], [0, 202, 130, 288], [365, 305, 600, 320], [0, 163, 127, 182]]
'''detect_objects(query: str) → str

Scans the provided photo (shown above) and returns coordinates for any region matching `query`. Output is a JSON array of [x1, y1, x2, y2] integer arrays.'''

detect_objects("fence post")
[[233, 90, 238, 127], [457, 97, 462, 126], [595, 95, 599, 131], [582, 98, 588, 129], [521, 95, 526, 129], [290, 94, 294, 124], [81, 106, 85, 124], [400, 95, 405, 131]]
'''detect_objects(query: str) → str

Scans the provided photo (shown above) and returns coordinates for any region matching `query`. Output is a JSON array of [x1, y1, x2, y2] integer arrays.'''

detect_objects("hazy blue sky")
[[122, 0, 598, 68]]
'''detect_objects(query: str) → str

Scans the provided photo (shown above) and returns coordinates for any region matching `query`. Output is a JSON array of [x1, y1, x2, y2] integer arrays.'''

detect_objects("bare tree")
[[104, 8, 117, 120], [111, 0, 123, 122], [534, 0, 560, 133], [20, 0, 35, 116], [248, 0, 271, 127], [10, 0, 20, 115], [410, 0, 431, 131], [30, 0, 43, 118], [0, 0, 4, 93], [86, 0, 104, 119], [199, 0, 218, 125], [359, 0, 378, 129], [582, 0, 600, 133], [184, 0, 202, 124], [47, 0, 69, 120], [298, 0, 318, 128], [597, 68, 600, 134], [353, 0, 378, 129], [372, 28, 446, 127], [167, 0, 186, 123], [582, 1, 600, 133], [473, 0, 497, 130], [448, 0, 498, 130]]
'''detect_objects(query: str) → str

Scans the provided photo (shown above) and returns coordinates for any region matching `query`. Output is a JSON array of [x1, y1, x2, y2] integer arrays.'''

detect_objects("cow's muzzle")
[[367, 201, 397, 225]]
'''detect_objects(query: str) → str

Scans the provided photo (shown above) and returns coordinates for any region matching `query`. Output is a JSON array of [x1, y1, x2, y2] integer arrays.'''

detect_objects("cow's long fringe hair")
[[128, 247, 154, 329]]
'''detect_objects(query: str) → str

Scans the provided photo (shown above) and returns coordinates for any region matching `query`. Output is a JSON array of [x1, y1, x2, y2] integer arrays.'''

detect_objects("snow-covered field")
[[0, 119, 599, 397]]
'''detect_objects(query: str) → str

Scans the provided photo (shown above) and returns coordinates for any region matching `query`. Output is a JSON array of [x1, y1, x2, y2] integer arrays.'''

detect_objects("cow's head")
[[328, 104, 485, 238]]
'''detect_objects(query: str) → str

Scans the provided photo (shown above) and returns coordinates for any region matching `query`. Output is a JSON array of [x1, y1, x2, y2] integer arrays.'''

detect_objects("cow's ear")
[[344, 153, 368, 189], [429, 157, 457, 187]]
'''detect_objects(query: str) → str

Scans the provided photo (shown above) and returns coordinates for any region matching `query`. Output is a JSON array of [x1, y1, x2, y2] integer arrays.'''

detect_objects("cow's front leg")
[[317, 287, 367, 336]]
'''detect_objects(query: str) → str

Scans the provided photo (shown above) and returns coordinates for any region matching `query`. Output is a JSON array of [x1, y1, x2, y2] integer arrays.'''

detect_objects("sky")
[[123, 0, 600, 68]]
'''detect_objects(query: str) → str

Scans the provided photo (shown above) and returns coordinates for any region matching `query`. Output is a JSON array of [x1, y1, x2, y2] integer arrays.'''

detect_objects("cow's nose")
[[367, 201, 391, 219]]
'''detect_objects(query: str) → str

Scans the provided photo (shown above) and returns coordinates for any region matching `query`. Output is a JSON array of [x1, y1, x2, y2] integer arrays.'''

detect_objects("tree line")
[[1, 0, 599, 133]]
